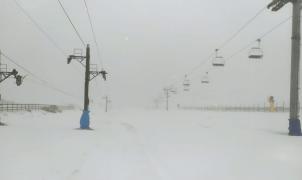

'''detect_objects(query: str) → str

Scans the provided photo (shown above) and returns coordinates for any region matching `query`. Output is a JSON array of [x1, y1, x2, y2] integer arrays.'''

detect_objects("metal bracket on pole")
[[89, 64, 107, 81], [267, 0, 291, 11], [0, 54, 24, 86], [0, 69, 24, 86]]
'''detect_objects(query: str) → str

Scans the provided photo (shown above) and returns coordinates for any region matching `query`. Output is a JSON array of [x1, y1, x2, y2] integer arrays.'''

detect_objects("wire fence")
[[0, 104, 74, 112], [179, 104, 291, 113]]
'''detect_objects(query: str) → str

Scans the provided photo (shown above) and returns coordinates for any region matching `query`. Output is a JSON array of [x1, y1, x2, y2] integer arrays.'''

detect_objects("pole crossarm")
[[0, 64, 23, 86], [89, 70, 108, 81], [89, 63, 107, 81], [267, 0, 292, 11], [67, 55, 86, 66], [0, 69, 18, 83], [89, 70, 102, 81], [67, 56, 108, 81]]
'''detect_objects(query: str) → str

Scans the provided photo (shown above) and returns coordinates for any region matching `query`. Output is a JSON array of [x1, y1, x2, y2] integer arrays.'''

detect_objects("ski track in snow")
[[68, 120, 167, 180], [1, 110, 302, 180]]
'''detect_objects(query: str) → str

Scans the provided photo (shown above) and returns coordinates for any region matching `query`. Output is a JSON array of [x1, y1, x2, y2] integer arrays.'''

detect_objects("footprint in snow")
[[121, 122, 137, 133]]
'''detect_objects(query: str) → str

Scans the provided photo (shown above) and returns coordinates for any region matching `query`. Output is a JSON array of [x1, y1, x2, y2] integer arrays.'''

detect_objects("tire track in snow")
[[119, 122, 173, 180]]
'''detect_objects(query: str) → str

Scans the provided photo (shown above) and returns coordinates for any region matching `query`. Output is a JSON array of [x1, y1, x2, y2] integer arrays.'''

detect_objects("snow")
[[0, 109, 302, 180]]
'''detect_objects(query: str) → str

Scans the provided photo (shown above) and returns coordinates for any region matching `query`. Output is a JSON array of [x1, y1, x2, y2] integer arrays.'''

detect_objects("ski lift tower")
[[268, 0, 302, 136], [67, 45, 107, 129]]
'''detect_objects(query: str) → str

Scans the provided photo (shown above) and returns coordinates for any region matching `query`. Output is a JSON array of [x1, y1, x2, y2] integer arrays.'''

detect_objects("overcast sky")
[[0, 0, 297, 109]]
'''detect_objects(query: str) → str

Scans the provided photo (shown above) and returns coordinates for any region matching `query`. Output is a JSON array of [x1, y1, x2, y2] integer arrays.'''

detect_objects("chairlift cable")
[[165, 5, 267, 87], [12, 0, 83, 74], [13, 0, 66, 57], [1, 52, 81, 101], [226, 16, 291, 61], [57, 0, 86, 47], [167, 16, 291, 90], [218, 6, 267, 50], [83, 0, 104, 68]]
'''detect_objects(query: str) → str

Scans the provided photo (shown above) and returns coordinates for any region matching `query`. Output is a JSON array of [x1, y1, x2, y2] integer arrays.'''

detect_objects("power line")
[[28, 78, 81, 101], [12, 0, 83, 74], [1, 52, 47, 83], [225, 16, 291, 61], [1, 52, 81, 101], [218, 6, 267, 50], [83, 0, 104, 68], [57, 0, 86, 47], [13, 0, 66, 57], [165, 53, 214, 88]]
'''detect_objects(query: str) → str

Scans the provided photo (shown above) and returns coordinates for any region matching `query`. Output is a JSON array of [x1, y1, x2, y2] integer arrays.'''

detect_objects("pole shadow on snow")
[[0, 122, 7, 126], [257, 128, 289, 136], [74, 128, 94, 131]]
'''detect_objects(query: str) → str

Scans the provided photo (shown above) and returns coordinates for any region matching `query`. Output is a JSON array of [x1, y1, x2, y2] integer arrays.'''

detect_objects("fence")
[[180, 105, 291, 112], [0, 104, 74, 112], [0, 104, 50, 112]]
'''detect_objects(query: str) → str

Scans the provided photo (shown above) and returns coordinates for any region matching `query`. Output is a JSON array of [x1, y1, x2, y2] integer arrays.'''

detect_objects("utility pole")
[[268, 0, 302, 136], [103, 96, 111, 112], [84, 45, 90, 113], [165, 89, 169, 111], [0, 50, 2, 82], [163, 87, 176, 111], [67, 44, 107, 129], [0, 50, 2, 102]]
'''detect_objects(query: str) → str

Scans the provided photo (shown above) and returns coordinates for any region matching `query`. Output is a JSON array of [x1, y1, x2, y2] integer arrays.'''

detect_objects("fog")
[[0, 0, 295, 109]]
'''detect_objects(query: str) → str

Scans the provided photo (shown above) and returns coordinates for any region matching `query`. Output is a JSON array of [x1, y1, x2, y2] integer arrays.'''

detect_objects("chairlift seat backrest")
[[249, 47, 263, 59], [213, 53, 225, 67]]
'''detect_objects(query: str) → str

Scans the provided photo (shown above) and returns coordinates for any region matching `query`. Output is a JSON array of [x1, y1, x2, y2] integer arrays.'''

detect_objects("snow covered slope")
[[0, 110, 301, 180]]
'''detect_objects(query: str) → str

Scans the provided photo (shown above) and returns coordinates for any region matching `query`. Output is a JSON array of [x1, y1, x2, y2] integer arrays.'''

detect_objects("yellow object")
[[268, 96, 276, 112]]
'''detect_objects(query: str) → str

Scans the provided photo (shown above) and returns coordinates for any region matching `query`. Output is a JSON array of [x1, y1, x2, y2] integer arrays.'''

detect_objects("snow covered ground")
[[0, 109, 301, 180]]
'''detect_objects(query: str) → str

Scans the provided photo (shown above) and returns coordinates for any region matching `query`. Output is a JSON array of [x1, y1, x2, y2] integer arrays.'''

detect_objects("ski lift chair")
[[249, 39, 263, 59], [213, 49, 225, 67], [201, 72, 210, 84], [183, 75, 190, 91]]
